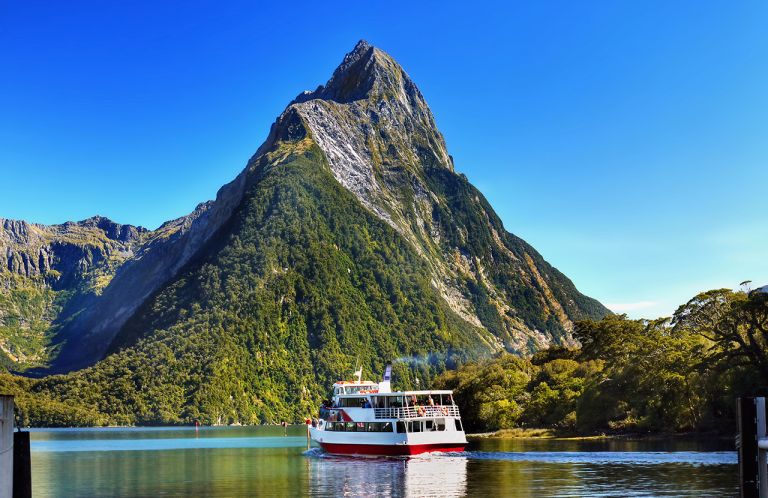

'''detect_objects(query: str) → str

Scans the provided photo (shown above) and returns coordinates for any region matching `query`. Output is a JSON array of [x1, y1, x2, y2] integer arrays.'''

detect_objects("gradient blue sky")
[[1, 1, 766, 318]]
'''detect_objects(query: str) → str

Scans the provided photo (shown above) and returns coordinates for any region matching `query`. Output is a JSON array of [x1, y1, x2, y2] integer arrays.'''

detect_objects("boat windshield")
[[334, 385, 377, 395]]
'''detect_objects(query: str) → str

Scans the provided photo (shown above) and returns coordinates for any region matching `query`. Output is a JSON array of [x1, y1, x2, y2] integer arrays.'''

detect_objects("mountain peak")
[[347, 39, 374, 59], [294, 40, 421, 106], [279, 41, 455, 228], [3, 41, 609, 425]]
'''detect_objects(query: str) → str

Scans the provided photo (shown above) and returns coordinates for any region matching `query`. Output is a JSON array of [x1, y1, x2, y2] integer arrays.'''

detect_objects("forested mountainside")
[[0, 41, 608, 425]]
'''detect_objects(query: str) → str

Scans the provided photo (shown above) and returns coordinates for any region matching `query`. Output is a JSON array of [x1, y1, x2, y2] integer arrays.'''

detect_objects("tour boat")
[[309, 365, 467, 456]]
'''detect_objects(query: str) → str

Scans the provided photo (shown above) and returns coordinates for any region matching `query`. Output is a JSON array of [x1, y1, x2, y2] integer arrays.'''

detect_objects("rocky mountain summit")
[[0, 41, 608, 423], [280, 40, 606, 350]]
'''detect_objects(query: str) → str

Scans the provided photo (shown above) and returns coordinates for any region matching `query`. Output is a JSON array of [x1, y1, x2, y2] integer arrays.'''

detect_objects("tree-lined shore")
[[436, 286, 768, 435], [1, 286, 764, 431]]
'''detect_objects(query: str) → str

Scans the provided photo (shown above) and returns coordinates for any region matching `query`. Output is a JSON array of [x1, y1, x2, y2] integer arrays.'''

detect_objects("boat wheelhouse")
[[309, 366, 467, 456]]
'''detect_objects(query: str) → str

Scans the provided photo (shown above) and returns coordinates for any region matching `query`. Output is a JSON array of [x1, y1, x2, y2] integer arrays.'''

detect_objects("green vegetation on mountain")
[[0, 41, 613, 426], [0, 273, 58, 369], [289, 41, 609, 353], [1, 138, 496, 426], [0, 41, 608, 376], [421, 164, 607, 341], [435, 286, 768, 434], [0, 218, 145, 370]]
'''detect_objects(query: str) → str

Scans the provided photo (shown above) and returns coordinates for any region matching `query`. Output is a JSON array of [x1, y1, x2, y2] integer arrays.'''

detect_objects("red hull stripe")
[[318, 442, 465, 456]]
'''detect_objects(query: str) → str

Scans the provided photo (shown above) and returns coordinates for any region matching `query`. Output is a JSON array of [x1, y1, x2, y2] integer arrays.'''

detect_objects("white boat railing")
[[374, 405, 460, 419]]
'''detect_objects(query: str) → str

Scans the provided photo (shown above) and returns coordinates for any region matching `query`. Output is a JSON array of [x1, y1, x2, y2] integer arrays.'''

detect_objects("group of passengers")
[[319, 393, 455, 420]]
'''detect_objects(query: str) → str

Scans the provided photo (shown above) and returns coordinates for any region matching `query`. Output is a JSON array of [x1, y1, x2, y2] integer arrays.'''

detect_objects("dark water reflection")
[[30, 426, 737, 497]]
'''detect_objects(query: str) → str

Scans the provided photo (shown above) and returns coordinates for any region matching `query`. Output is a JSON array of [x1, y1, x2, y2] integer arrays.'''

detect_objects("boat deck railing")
[[373, 405, 460, 419]]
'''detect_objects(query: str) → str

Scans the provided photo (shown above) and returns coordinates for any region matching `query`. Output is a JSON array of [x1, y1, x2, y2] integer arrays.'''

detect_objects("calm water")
[[29, 426, 737, 497]]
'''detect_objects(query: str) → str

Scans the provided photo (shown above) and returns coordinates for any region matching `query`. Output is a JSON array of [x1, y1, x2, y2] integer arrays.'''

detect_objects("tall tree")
[[673, 289, 768, 381]]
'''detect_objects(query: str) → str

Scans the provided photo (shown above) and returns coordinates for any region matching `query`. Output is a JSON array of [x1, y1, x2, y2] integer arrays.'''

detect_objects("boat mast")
[[353, 357, 362, 383]]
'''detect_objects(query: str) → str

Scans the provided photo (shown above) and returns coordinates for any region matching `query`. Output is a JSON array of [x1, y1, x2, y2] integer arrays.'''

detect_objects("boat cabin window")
[[324, 422, 393, 432], [422, 419, 446, 431], [455, 419, 463, 432], [394, 419, 447, 433], [371, 396, 404, 408], [345, 385, 375, 395], [405, 393, 454, 406], [336, 397, 369, 408], [407, 421, 423, 433]]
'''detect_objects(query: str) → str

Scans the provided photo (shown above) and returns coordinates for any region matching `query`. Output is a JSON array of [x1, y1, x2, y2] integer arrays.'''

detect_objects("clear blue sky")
[[1, 1, 766, 318]]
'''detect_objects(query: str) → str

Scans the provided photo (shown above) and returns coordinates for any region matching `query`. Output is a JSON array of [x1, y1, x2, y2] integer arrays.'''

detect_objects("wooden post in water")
[[738, 397, 768, 498], [759, 397, 768, 498], [0, 395, 13, 498], [13, 431, 31, 498]]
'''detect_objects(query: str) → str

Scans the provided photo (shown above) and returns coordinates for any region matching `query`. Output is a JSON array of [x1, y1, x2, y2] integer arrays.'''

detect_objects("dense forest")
[[2, 283, 764, 432], [0, 141, 492, 427], [435, 286, 768, 434]]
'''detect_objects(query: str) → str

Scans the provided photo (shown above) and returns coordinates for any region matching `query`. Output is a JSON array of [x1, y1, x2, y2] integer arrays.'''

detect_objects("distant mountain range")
[[0, 41, 608, 424]]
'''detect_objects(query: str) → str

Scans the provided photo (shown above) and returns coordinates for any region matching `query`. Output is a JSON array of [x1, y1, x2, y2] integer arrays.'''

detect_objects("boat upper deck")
[[335, 390, 455, 397], [326, 388, 460, 420]]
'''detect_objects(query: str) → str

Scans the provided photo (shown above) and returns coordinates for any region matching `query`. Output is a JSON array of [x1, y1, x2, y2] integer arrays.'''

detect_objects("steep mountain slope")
[[100, 40, 607, 364], [0, 217, 145, 369], [280, 41, 606, 351], [45, 172, 251, 373], [4, 135, 495, 425], [0, 41, 608, 423]]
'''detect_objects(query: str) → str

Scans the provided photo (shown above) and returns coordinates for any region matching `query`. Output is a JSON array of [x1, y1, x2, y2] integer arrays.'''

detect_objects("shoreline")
[[18, 424, 733, 442], [466, 427, 733, 441]]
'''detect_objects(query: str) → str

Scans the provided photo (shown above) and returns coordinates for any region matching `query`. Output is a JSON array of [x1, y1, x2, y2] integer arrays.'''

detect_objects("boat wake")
[[304, 448, 736, 466], [302, 447, 327, 458], [441, 450, 736, 466], [303, 447, 410, 461]]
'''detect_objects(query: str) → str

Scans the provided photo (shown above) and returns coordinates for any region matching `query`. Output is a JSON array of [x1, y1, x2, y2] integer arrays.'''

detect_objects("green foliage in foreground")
[[436, 288, 768, 434]]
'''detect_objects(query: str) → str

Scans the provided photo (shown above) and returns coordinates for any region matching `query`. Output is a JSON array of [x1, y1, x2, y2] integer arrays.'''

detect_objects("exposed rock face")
[[283, 41, 607, 351], [291, 41, 452, 230], [1, 216, 143, 282], [2, 40, 608, 375]]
